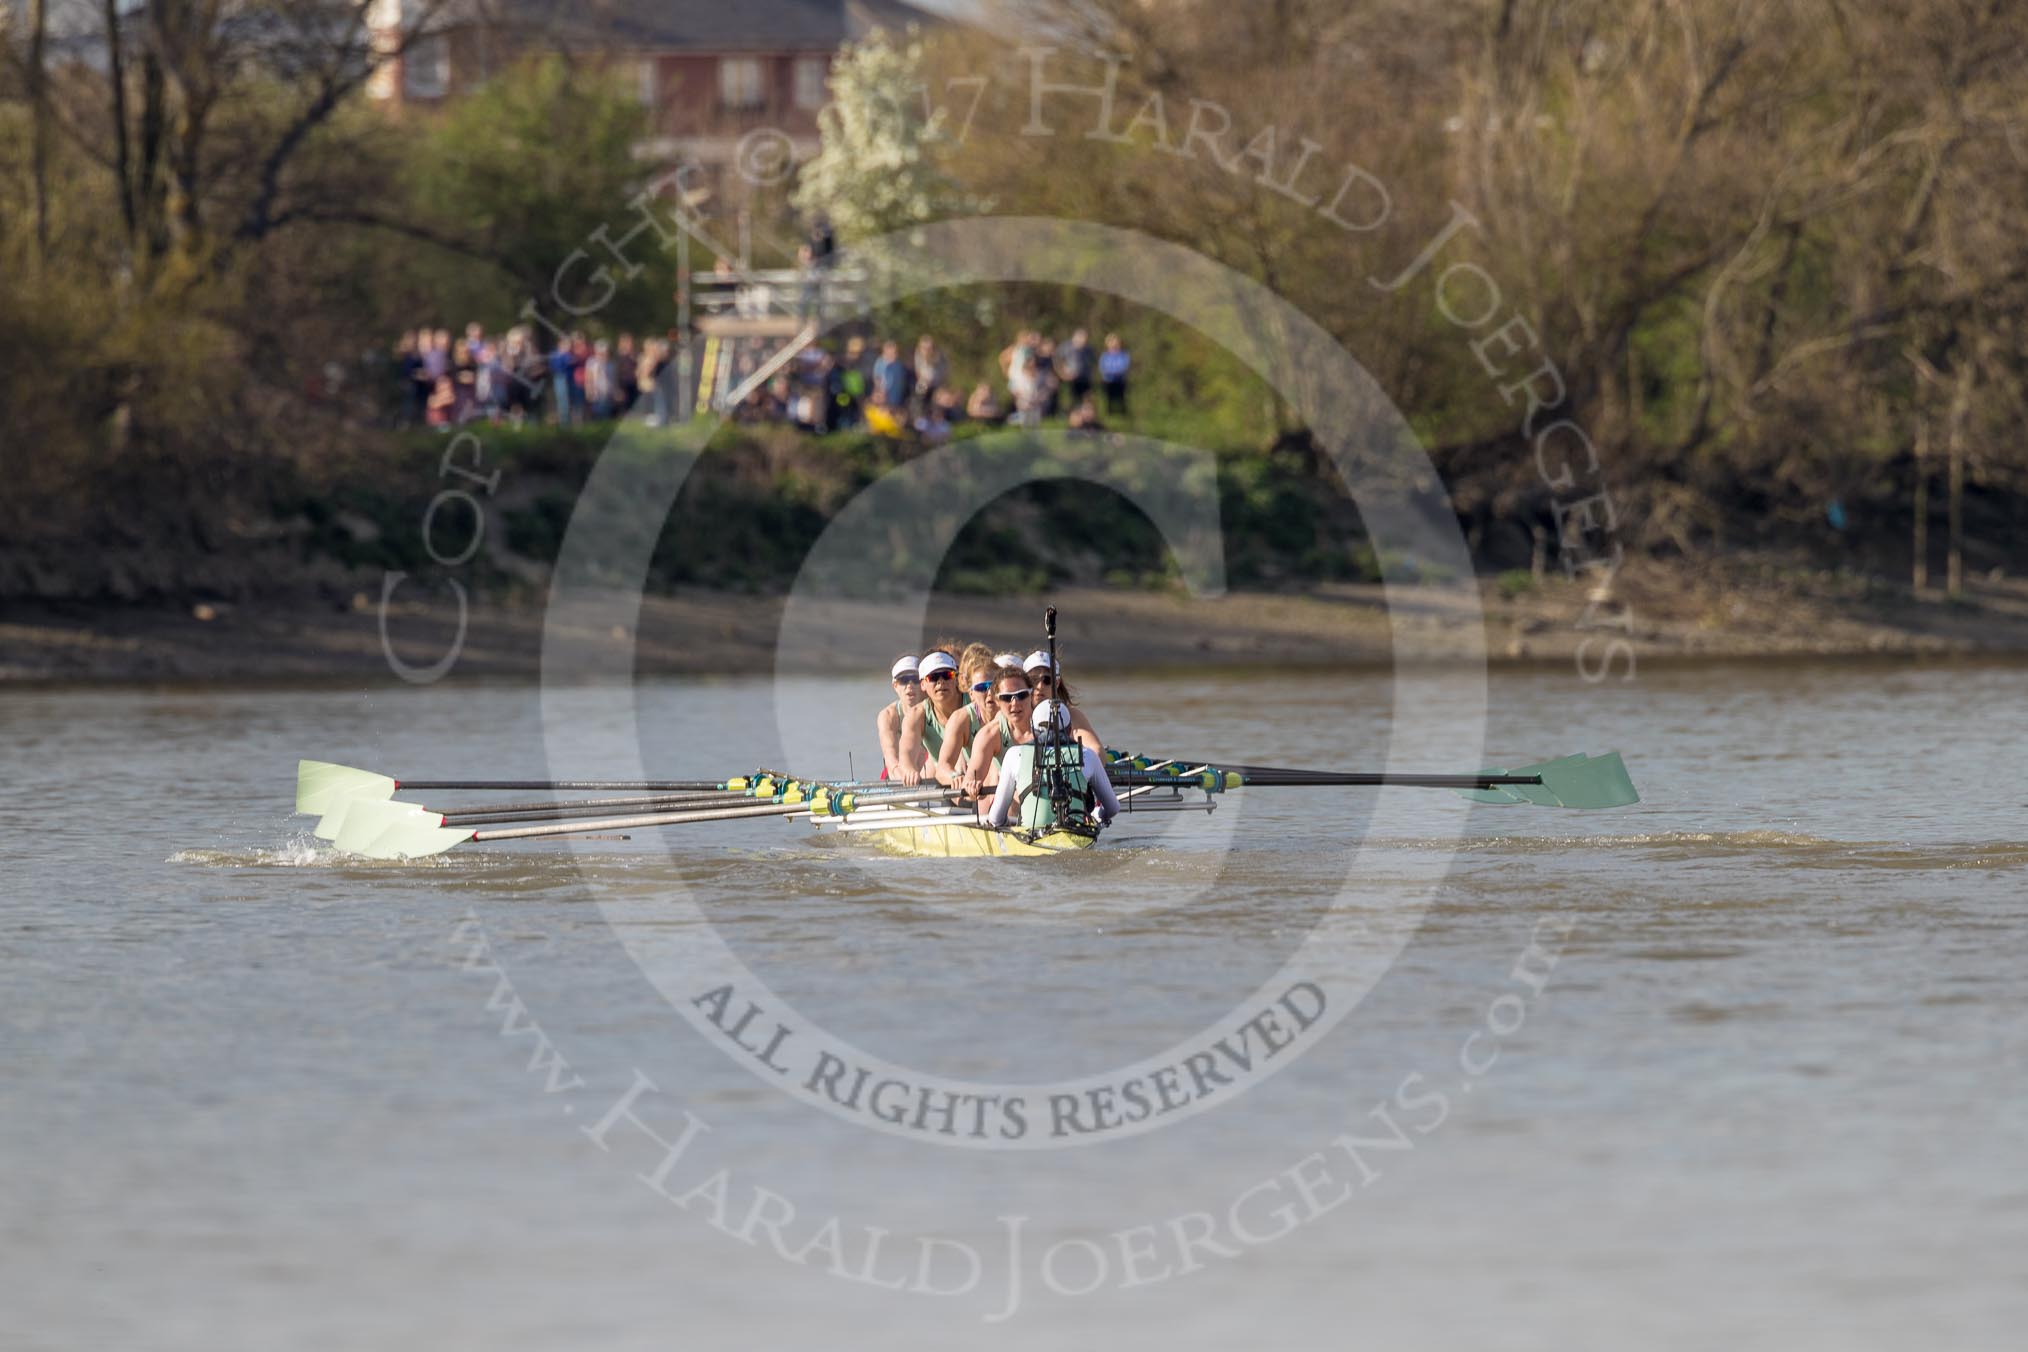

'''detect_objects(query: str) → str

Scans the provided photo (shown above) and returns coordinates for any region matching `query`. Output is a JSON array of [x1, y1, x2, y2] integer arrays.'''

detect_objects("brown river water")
[[3, 660, 2024, 1348]]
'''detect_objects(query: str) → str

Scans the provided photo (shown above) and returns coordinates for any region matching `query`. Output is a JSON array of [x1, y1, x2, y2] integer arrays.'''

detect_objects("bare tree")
[[104, 0, 135, 243], [28, 0, 49, 260]]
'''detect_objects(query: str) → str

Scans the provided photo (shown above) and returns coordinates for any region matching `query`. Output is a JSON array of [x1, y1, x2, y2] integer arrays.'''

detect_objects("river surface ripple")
[[3, 662, 2025, 1349]]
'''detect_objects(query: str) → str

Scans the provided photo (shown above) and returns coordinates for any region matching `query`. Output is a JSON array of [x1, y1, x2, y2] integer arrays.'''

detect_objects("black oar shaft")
[[398, 779, 729, 792], [1114, 771, 1544, 789], [1244, 773, 1542, 788], [468, 788, 954, 841], [437, 790, 756, 822]]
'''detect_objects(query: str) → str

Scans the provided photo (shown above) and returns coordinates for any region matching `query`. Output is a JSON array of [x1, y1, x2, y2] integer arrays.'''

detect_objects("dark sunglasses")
[[970, 679, 994, 693], [923, 670, 955, 682], [892, 673, 920, 685], [1028, 672, 1055, 685], [996, 689, 1033, 704]]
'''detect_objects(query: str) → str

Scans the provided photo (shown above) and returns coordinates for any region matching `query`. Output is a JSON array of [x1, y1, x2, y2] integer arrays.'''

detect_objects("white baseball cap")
[[1023, 650, 1058, 672], [890, 655, 919, 679], [919, 651, 958, 675], [994, 652, 1022, 668], [1032, 699, 1072, 732]]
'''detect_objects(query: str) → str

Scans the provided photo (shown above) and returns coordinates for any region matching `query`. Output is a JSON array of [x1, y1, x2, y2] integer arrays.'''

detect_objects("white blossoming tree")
[[791, 27, 965, 242]]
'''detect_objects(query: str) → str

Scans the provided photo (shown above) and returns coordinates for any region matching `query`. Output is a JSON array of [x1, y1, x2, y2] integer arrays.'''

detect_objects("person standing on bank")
[[1099, 332, 1131, 417], [1058, 328, 1094, 408]]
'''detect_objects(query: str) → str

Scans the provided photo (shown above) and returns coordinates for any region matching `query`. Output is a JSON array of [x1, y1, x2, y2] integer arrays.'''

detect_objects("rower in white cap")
[[876, 654, 924, 780], [894, 649, 967, 786], [1021, 649, 1100, 744], [986, 696, 1120, 832], [932, 646, 1010, 788]]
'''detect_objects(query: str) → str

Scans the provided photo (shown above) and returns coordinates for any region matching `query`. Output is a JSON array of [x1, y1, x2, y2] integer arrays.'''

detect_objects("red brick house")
[[369, 0, 943, 168]]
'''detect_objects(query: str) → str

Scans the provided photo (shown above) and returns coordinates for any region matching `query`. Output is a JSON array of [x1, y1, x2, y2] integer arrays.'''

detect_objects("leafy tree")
[[792, 26, 968, 241], [403, 54, 664, 332]]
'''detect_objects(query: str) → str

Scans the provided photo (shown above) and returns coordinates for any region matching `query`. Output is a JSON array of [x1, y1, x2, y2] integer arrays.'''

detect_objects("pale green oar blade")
[[312, 785, 397, 841], [1500, 754, 1587, 807], [313, 799, 362, 842], [378, 818, 478, 860], [1537, 751, 1640, 808], [297, 760, 397, 816], [1455, 753, 1639, 808], [331, 799, 417, 855], [333, 800, 473, 860]]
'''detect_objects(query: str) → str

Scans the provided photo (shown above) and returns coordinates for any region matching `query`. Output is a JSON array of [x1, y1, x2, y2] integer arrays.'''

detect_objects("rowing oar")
[[425, 778, 863, 826], [297, 760, 799, 840], [331, 786, 958, 860], [430, 791, 764, 826], [1107, 751, 1639, 809], [1115, 770, 1537, 788], [296, 760, 756, 816]]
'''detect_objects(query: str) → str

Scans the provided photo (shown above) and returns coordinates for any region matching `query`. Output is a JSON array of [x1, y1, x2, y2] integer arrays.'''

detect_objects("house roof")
[[530, 0, 945, 53]]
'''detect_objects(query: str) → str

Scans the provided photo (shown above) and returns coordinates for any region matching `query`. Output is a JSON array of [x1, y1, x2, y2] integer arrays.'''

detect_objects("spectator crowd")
[[394, 323, 682, 431], [732, 327, 1133, 445], [391, 318, 1134, 447]]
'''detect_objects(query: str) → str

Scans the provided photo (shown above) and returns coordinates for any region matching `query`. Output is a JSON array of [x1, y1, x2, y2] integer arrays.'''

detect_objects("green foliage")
[[1497, 569, 1537, 599], [0, 220, 245, 556], [405, 56, 662, 331], [1629, 296, 1705, 444], [10, 0, 2028, 607], [791, 27, 969, 239]]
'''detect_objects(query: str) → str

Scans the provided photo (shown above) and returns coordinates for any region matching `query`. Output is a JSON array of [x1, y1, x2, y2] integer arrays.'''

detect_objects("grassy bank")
[[9, 410, 2028, 614], [3, 414, 1402, 605]]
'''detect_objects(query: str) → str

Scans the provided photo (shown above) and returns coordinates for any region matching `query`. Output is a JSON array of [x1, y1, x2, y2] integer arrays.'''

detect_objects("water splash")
[[167, 838, 452, 870]]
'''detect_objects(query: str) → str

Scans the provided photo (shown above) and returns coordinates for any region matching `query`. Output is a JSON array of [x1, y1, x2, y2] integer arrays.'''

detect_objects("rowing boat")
[[293, 606, 1639, 860], [292, 745, 1637, 862], [812, 803, 1101, 858]]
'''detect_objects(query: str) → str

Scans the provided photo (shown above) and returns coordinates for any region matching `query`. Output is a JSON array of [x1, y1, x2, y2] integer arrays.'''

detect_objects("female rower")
[[875, 654, 924, 780], [1022, 649, 1102, 750], [932, 647, 1003, 787], [959, 651, 1100, 794], [959, 643, 999, 709], [987, 698, 1120, 832], [894, 650, 965, 786]]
